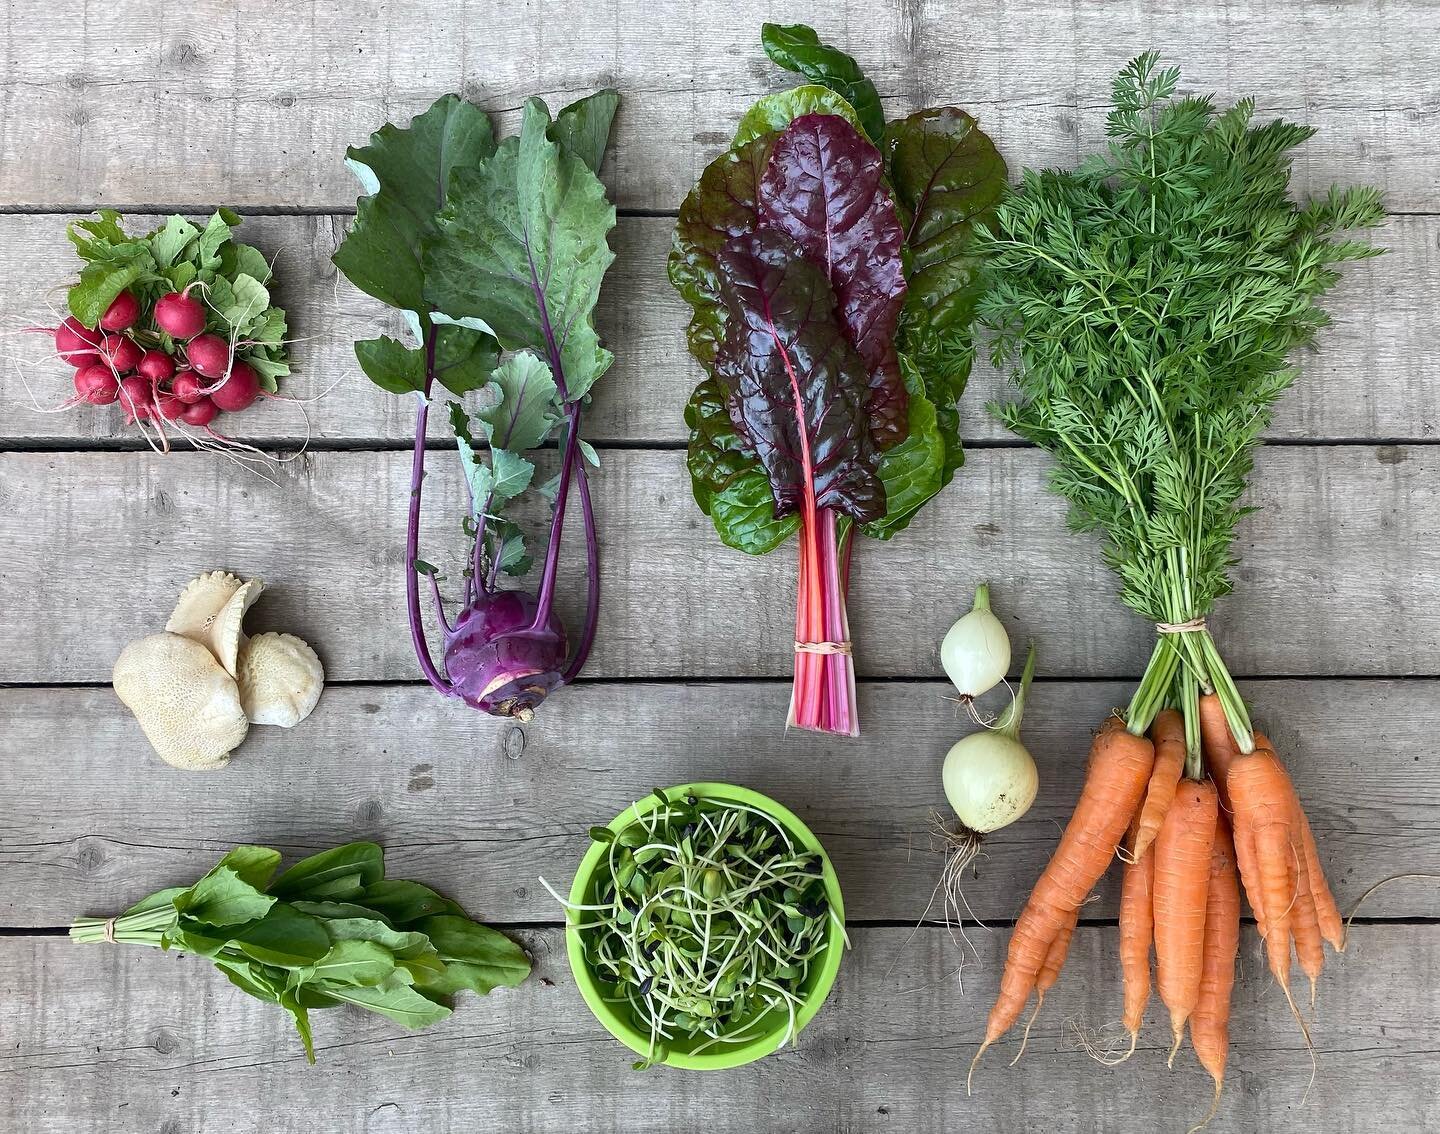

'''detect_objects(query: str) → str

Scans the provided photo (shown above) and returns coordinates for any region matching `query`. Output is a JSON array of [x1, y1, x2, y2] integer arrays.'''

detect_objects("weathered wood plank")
[[1, 2, 1435, 212], [0, 208, 1432, 447], [2, 680, 1434, 927], [2, 445, 1435, 683], [2, 924, 1435, 1132]]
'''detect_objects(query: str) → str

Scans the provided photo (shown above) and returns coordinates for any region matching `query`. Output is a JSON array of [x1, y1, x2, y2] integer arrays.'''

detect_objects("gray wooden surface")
[[1, 2, 1436, 1132]]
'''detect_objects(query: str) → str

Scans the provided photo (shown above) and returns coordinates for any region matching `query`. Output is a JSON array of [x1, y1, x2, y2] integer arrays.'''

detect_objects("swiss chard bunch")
[[669, 23, 1007, 735], [333, 91, 620, 721], [70, 842, 530, 1063]]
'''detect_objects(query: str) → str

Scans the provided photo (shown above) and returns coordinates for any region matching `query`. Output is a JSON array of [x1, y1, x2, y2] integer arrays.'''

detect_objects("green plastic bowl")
[[564, 782, 846, 1070]]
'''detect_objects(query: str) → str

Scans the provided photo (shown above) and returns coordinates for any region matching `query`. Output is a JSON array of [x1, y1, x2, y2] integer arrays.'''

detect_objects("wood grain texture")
[[2, 445, 1435, 683], [0, 1, 1435, 212], [3, 924, 1435, 1133], [0, 209, 1432, 447], [3, 680, 1434, 927]]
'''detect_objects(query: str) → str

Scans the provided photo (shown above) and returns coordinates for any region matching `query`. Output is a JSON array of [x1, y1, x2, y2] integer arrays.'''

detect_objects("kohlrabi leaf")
[[758, 113, 909, 449], [335, 94, 497, 327], [669, 134, 775, 367], [733, 84, 864, 148], [550, 88, 621, 176], [760, 23, 885, 143], [711, 230, 885, 524], [884, 107, 1007, 331], [355, 326, 498, 396], [424, 98, 617, 402], [470, 351, 560, 450], [487, 518, 533, 577]]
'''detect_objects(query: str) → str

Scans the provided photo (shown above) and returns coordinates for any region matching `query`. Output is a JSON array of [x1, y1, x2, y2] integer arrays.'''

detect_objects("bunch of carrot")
[[970, 694, 1342, 1123], [967, 52, 1384, 1126]]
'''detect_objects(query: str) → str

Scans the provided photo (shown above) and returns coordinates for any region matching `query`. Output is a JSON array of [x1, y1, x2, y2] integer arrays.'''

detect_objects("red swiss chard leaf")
[[668, 133, 776, 366], [712, 229, 885, 524], [758, 113, 908, 450]]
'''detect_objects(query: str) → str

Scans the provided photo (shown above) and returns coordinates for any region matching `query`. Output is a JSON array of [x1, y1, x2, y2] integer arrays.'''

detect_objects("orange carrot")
[[1228, 733, 1307, 1030], [1199, 696, 1265, 938], [1153, 777, 1219, 1060], [1118, 813, 1155, 1056], [1133, 707, 1186, 859], [1289, 824, 1326, 1004], [969, 717, 1154, 1089], [1190, 813, 1240, 1131], [1298, 807, 1345, 951], [1013, 903, 1080, 1064], [1198, 694, 1238, 813]]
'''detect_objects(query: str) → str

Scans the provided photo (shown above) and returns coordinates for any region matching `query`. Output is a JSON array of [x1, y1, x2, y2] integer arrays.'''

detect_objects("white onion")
[[942, 731, 1039, 833], [940, 582, 1011, 699]]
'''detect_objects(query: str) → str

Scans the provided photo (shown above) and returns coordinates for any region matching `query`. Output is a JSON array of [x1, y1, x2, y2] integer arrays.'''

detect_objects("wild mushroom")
[[113, 633, 249, 770], [166, 571, 265, 677], [236, 632, 325, 727]]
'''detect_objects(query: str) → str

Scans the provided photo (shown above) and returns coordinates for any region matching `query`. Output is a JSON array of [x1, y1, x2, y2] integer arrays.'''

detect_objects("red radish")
[[178, 397, 218, 427], [100, 291, 141, 331], [171, 370, 205, 404], [65, 351, 104, 371], [102, 333, 144, 373], [137, 349, 177, 383], [119, 376, 155, 420], [155, 290, 207, 339], [73, 364, 120, 406], [155, 390, 188, 421], [186, 333, 231, 378], [210, 360, 261, 412], [55, 317, 103, 362]]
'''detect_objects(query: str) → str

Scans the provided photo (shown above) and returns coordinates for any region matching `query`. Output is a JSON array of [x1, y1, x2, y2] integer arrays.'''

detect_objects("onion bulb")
[[937, 643, 1039, 907], [942, 643, 1039, 833], [940, 583, 1011, 702]]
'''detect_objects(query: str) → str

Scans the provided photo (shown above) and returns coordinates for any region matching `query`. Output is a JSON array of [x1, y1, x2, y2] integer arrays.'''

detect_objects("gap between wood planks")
[[8, 673, 1440, 691], [5, 916, 1434, 936], [4, 436, 1440, 455]]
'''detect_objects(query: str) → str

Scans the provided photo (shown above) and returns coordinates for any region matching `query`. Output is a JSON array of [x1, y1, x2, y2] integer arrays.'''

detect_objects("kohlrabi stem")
[[527, 403, 583, 640], [561, 462, 600, 682], [406, 329, 454, 697], [996, 642, 1037, 740], [972, 581, 992, 613]]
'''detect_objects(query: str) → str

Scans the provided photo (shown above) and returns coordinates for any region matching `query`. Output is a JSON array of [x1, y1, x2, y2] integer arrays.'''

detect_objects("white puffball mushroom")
[[166, 571, 265, 677], [940, 582, 1012, 700], [113, 632, 249, 770], [237, 632, 325, 727]]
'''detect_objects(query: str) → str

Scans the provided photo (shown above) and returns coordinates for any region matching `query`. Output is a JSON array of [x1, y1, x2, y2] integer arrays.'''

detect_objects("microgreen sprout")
[[547, 792, 842, 1069]]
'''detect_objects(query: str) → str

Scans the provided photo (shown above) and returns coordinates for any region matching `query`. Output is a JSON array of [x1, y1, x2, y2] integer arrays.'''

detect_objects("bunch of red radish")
[[55, 287, 264, 434]]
